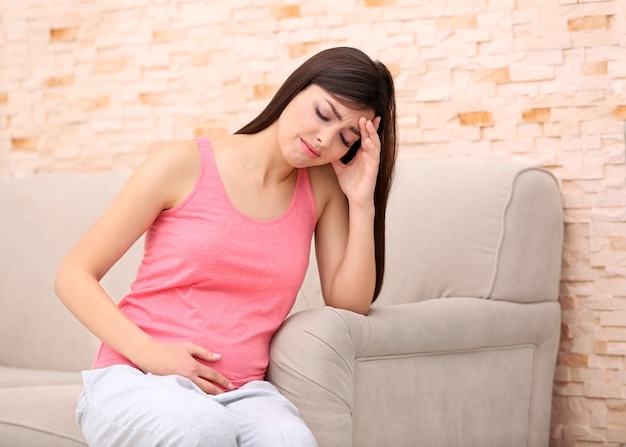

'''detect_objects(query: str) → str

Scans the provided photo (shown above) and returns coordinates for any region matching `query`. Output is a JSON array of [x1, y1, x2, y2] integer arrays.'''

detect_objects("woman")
[[56, 46, 397, 446]]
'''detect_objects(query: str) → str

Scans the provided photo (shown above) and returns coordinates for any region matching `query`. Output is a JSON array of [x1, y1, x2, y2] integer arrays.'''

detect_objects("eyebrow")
[[325, 100, 361, 137]]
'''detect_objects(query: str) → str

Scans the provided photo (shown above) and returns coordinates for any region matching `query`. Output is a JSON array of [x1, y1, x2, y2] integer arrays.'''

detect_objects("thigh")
[[78, 365, 239, 447], [218, 381, 318, 447]]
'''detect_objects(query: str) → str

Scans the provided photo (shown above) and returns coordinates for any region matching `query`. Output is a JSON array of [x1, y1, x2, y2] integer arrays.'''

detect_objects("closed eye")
[[340, 134, 351, 148], [315, 108, 330, 122]]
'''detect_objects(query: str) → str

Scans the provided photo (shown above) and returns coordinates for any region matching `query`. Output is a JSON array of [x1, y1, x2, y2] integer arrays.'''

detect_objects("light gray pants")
[[77, 365, 318, 447]]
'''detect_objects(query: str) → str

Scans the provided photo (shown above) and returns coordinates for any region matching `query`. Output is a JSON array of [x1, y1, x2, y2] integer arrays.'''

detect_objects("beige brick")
[[608, 427, 626, 442], [253, 84, 278, 99], [152, 29, 187, 42], [591, 411, 607, 428], [600, 310, 626, 327], [614, 106, 626, 120], [190, 53, 210, 66], [365, 0, 396, 6], [50, 27, 78, 42], [45, 76, 74, 88], [436, 15, 477, 30], [572, 30, 619, 48], [611, 238, 626, 251], [571, 368, 608, 384], [581, 119, 623, 135], [139, 93, 164, 105], [509, 63, 554, 82], [568, 16, 609, 32], [561, 352, 590, 368], [271, 5, 300, 19], [554, 381, 585, 396], [78, 96, 110, 111], [458, 111, 493, 126], [585, 382, 626, 399], [522, 108, 551, 123], [516, 122, 543, 138], [93, 58, 126, 74], [544, 121, 581, 138], [582, 61, 608, 76], [11, 137, 39, 151], [471, 67, 510, 84]]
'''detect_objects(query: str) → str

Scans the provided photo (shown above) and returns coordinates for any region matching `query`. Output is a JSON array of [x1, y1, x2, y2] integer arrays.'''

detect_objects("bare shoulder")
[[147, 139, 199, 170], [134, 139, 201, 210], [307, 165, 347, 218]]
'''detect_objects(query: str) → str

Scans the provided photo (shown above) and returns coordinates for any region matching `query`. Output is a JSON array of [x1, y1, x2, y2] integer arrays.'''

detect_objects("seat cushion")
[[0, 366, 82, 388], [0, 384, 86, 446]]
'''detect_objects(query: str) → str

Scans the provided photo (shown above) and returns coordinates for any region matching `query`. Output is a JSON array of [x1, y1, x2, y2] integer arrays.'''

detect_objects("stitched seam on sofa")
[[483, 167, 539, 300], [0, 419, 87, 444], [268, 359, 353, 411], [302, 328, 353, 372], [352, 342, 538, 362], [526, 343, 538, 447], [328, 308, 356, 351]]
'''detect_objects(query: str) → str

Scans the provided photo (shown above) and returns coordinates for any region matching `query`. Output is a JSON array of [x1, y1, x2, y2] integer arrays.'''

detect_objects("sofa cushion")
[[379, 157, 562, 305], [0, 384, 86, 446], [0, 366, 82, 388], [0, 171, 142, 371]]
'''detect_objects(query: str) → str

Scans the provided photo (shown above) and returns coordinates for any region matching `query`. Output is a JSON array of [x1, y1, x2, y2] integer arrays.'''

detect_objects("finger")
[[194, 377, 225, 395], [361, 137, 375, 154], [198, 366, 234, 392], [359, 116, 368, 139], [366, 120, 378, 138], [365, 120, 381, 147], [184, 343, 222, 363], [373, 116, 381, 131]]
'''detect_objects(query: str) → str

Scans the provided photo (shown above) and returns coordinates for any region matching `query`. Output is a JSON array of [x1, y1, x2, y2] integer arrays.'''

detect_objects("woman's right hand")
[[135, 340, 234, 394], [134, 340, 234, 395]]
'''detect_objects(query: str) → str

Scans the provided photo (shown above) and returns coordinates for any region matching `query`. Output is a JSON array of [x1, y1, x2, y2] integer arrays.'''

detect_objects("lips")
[[301, 139, 321, 158]]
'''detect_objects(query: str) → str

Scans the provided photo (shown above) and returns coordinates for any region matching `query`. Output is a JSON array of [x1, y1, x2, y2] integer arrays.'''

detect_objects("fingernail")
[[227, 383, 235, 390], [213, 353, 222, 359]]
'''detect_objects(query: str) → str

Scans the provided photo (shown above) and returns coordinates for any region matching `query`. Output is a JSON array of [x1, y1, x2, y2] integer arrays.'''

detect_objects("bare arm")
[[55, 141, 233, 394], [313, 117, 381, 315]]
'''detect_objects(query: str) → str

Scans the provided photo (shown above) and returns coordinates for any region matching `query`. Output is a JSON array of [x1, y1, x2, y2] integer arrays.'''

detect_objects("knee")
[[256, 419, 318, 447], [283, 422, 318, 447]]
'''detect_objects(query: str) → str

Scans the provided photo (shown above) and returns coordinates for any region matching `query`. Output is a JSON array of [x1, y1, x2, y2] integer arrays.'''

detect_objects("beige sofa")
[[0, 156, 563, 447]]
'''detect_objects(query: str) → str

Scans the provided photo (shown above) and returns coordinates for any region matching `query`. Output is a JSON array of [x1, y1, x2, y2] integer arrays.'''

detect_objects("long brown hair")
[[236, 47, 397, 302]]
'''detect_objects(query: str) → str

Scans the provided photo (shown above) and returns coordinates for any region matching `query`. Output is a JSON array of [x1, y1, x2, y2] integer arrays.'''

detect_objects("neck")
[[229, 122, 295, 186]]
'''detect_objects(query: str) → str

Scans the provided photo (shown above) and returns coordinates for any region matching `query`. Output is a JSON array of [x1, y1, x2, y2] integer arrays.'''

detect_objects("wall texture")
[[1, 0, 626, 445]]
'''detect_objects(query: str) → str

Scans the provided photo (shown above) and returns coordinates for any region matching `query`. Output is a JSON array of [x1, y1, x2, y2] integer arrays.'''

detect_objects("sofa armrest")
[[268, 299, 560, 447], [268, 308, 357, 447]]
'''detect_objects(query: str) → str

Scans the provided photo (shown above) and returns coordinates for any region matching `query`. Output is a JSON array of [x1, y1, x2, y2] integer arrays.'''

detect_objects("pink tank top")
[[92, 137, 317, 388]]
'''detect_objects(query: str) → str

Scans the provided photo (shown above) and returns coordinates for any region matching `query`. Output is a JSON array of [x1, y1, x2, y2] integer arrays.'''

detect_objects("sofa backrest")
[[297, 156, 564, 309], [379, 157, 563, 306], [0, 171, 141, 371]]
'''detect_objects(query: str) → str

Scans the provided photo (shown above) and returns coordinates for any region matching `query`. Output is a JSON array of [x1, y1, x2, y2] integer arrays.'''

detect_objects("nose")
[[316, 127, 334, 148]]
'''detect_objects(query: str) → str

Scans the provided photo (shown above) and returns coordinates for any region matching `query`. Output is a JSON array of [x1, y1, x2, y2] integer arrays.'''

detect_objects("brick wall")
[[1, 0, 625, 445]]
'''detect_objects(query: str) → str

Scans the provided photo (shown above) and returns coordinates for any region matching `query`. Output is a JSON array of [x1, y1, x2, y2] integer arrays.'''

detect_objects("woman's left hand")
[[331, 116, 381, 209]]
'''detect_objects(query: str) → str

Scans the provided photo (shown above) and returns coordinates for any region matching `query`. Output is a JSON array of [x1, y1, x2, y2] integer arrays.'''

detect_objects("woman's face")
[[277, 84, 375, 167]]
